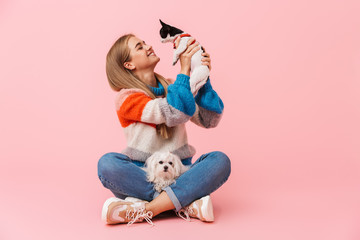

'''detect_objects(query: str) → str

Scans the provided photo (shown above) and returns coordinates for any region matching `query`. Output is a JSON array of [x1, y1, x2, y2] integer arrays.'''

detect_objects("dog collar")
[[173, 33, 196, 49]]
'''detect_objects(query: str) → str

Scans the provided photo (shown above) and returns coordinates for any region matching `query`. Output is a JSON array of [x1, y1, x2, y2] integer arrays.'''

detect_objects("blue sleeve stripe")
[[166, 74, 196, 116]]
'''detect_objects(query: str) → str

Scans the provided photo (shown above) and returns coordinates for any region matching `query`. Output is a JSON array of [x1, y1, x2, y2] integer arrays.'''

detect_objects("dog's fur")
[[143, 151, 190, 192], [159, 19, 209, 96]]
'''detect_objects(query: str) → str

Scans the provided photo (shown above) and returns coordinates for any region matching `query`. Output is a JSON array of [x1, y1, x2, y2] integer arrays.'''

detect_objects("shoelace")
[[126, 208, 154, 226], [176, 206, 195, 222]]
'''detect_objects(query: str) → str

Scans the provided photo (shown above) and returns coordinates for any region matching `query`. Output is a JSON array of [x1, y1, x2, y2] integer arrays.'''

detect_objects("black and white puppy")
[[143, 151, 190, 192], [159, 19, 209, 96]]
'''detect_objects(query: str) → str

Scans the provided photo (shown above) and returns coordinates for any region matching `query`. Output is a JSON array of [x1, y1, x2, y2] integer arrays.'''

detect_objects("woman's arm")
[[190, 77, 224, 128], [115, 73, 196, 127]]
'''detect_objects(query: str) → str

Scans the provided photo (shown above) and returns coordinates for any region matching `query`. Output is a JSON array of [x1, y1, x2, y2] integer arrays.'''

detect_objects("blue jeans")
[[97, 151, 231, 212]]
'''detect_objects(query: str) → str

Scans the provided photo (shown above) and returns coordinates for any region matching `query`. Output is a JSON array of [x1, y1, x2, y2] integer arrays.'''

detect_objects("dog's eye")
[[159, 161, 163, 164], [169, 162, 173, 165]]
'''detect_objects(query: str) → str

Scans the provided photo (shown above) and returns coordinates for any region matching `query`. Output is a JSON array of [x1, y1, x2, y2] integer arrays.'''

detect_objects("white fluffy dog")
[[143, 151, 190, 192]]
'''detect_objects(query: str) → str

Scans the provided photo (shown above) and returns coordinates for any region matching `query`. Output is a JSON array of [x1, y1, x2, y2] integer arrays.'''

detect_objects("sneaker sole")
[[101, 197, 125, 224]]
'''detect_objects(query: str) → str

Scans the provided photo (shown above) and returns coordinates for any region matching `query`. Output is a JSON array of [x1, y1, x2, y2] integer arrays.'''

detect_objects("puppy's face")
[[145, 152, 184, 181]]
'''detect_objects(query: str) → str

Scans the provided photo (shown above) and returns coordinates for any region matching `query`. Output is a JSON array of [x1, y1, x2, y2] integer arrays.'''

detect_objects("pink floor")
[[1, 149, 359, 240]]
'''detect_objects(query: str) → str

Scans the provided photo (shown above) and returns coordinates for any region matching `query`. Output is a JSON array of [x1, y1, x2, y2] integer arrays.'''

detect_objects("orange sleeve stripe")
[[116, 112, 156, 128], [117, 114, 136, 128], [117, 92, 152, 121]]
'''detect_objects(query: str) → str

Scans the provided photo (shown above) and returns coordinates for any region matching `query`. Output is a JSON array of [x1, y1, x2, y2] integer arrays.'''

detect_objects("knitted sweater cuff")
[[174, 74, 191, 90]]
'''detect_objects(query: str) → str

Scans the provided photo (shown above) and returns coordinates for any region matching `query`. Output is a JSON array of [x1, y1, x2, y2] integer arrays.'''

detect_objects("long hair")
[[106, 33, 173, 139]]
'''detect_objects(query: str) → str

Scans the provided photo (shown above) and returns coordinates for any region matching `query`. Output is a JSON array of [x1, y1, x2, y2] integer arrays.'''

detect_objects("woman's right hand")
[[175, 37, 201, 76]]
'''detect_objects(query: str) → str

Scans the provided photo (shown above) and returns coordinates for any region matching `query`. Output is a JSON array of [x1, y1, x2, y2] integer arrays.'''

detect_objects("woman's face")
[[124, 36, 160, 71]]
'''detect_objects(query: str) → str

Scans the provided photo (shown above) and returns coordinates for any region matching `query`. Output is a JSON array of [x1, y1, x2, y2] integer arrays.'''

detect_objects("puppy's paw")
[[172, 59, 179, 66], [154, 184, 162, 193], [172, 55, 180, 66]]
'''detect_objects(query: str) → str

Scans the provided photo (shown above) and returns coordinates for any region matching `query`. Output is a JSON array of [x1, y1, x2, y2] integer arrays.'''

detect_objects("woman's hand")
[[175, 37, 201, 76], [201, 47, 212, 71]]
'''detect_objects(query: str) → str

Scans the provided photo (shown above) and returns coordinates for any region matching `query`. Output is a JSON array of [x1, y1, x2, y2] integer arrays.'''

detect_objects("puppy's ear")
[[171, 154, 185, 177], [147, 169, 156, 182], [144, 155, 151, 169], [173, 161, 181, 177], [145, 154, 157, 182]]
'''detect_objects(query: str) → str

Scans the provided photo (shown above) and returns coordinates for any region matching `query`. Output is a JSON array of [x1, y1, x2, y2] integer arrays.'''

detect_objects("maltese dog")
[[143, 151, 190, 192]]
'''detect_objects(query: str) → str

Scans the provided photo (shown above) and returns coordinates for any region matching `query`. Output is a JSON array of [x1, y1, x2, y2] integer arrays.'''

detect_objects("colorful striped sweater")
[[114, 73, 224, 162]]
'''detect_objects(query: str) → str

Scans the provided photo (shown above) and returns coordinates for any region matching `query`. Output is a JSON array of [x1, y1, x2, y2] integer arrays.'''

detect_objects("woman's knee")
[[97, 152, 131, 190], [97, 152, 129, 179], [210, 151, 231, 178], [98, 152, 116, 177]]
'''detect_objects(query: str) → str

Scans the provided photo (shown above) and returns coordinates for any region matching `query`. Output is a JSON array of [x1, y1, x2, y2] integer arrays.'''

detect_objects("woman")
[[98, 33, 231, 225]]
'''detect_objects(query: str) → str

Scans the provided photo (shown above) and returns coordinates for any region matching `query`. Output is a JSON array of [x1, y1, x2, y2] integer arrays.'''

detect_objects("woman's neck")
[[134, 70, 157, 87]]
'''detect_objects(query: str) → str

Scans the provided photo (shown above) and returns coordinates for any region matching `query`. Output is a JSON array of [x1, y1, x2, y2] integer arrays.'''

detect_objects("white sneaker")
[[101, 197, 154, 226], [176, 195, 214, 222]]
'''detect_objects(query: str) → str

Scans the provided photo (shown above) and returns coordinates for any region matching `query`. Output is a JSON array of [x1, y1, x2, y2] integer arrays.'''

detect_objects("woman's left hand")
[[201, 47, 212, 71]]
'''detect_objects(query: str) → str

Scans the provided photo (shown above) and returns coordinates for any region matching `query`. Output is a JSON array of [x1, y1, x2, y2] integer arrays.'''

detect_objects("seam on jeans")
[[98, 175, 131, 197]]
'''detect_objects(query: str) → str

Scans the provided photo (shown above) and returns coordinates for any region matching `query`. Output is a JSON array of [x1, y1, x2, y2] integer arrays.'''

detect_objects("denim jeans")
[[97, 151, 231, 212]]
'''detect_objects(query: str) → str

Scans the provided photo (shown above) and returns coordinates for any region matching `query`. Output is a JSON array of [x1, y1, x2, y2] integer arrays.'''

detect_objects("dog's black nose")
[[164, 166, 168, 170]]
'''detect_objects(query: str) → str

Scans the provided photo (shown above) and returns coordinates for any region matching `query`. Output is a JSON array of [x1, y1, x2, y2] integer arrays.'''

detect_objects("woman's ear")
[[123, 61, 135, 70]]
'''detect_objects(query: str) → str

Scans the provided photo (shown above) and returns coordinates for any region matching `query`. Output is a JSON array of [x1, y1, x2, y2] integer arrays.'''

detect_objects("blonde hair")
[[106, 33, 173, 139]]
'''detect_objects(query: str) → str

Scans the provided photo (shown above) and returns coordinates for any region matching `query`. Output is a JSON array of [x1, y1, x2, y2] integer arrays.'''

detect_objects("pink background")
[[1, 0, 359, 239]]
